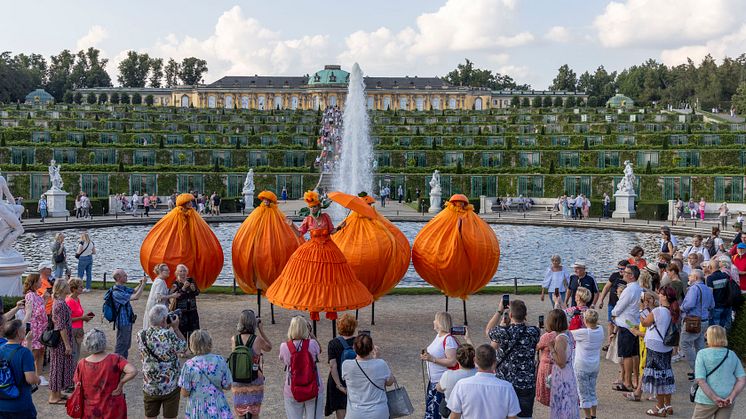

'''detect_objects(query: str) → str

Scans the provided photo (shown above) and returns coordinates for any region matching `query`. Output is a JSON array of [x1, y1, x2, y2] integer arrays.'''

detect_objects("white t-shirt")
[[426, 334, 459, 383], [438, 368, 477, 402], [341, 358, 391, 419], [645, 306, 673, 353], [448, 372, 520, 419], [571, 326, 605, 372], [542, 267, 570, 292], [143, 278, 169, 329]]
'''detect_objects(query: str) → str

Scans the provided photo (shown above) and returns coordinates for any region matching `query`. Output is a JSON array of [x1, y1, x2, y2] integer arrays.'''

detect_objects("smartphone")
[[421, 348, 426, 355], [87, 312, 95, 317], [450, 326, 466, 336], [538, 315, 545, 329], [359, 330, 371, 336], [501, 294, 510, 309]]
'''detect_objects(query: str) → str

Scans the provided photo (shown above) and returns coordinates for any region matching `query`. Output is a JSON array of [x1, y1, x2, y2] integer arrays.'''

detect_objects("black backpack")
[[704, 237, 717, 258]]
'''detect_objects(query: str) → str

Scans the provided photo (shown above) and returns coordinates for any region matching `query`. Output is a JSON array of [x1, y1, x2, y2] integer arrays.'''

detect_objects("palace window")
[[129, 174, 157, 195], [481, 152, 503, 167], [81, 174, 109, 198], [563, 176, 592, 197], [517, 176, 544, 197], [714, 176, 744, 202], [663, 177, 692, 201], [177, 174, 204, 193], [207, 96, 216, 108], [224, 95, 233, 109], [597, 151, 620, 169], [636, 151, 659, 168], [471, 176, 497, 197], [558, 151, 579, 168], [519, 152, 541, 167]]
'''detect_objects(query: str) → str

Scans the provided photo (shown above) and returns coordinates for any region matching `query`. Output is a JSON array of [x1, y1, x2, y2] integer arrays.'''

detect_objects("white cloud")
[[660, 24, 746, 66], [76, 25, 108, 51], [594, 0, 745, 48], [545, 26, 571, 43]]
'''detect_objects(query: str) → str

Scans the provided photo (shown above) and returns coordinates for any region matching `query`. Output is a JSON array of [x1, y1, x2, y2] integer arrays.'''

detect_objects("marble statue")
[[242, 169, 255, 210], [48, 159, 63, 191], [616, 160, 636, 194], [0, 172, 24, 253], [428, 170, 442, 213], [429, 170, 442, 195]]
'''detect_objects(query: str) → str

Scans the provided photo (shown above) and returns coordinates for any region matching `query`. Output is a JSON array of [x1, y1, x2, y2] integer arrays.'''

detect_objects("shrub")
[[86, 93, 96, 104], [132, 93, 142, 105]]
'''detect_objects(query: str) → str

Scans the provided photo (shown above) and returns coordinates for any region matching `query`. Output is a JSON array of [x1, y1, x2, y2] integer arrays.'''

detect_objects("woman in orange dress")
[[536, 329, 556, 406], [266, 191, 372, 320]]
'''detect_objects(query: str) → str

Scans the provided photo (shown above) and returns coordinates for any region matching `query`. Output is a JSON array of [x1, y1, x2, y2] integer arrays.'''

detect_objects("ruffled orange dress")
[[140, 194, 223, 289], [266, 212, 372, 320], [412, 202, 500, 299]]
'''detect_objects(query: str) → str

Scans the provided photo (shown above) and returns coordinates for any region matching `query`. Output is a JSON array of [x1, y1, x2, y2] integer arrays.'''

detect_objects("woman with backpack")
[[51, 233, 67, 279], [419, 311, 458, 419], [179, 330, 233, 418], [341, 334, 396, 419], [325, 313, 358, 419], [230, 309, 272, 418], [554, 286, 591, 331], [279, 315, 323, 419]]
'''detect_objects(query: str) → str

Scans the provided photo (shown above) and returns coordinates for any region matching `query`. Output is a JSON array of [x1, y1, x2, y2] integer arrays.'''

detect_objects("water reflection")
[[16, 223, 661, 287]]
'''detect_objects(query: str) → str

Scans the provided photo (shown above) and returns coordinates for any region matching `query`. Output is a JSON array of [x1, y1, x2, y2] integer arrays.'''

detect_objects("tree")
[[543, 96, 553, 107], [164, 58, 180, 87], [63, 90, 73, 103], [120, 92, 130, 104], [149, 58, 163, 88], [70, 48, 111, 89], [98, 93, 107, 104], [532, 97, 542, 108], [109, 92, 120, 104], [733, 82, 746, 115], [145, 94, 154, 106], [511, 96, 520, 107], [117, 51, 151, 87], [443, 59, 531, 90], [86, 92, 96, 104], [565, 96, 576, 108], [552, 96, 563, 107], [178, 57, 208, 85], [521, 97, 530, 107], [550, 64, 577, 91], [73, 91, 83, 104], [131, 92, 142, 105]]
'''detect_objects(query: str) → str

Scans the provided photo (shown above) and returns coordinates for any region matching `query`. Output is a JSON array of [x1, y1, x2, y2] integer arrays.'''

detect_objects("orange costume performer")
[[140, 193, 224, 289], [412, 194, 500, 299], [266, 191, 372, 320], [232, 190, 304, 294], [332, 193, 410, 299]]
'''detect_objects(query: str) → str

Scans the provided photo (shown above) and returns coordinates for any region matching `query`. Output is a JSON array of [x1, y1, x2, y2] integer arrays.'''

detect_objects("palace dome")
[[307, 65, 350, 85]]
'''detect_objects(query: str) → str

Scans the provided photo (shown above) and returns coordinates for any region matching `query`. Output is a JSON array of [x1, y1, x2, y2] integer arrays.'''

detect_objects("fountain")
[[333, 63, 374, 201]]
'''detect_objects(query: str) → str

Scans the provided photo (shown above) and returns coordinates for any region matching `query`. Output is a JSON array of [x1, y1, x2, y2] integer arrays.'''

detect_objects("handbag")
[[53, 248, 65, 264], [684, 285, 702, 334], [74, 242, 90, 260], [690, 351, 729, 402], [355, 360, 414, 418], [41, 321, 61, 348], [66, 375, 84, 418]]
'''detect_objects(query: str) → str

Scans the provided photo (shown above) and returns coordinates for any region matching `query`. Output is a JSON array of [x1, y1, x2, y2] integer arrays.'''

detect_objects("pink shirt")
[[65, 296, 84, 329], [298, 213, 333, 235], [279, 339, 323, 398]]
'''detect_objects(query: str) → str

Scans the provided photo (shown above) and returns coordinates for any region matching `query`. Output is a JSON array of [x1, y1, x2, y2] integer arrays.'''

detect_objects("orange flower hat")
[[258, 190, 278, 204], [176, 193, 195, 207], [449, 194, 469, 204], [358, 191, 376, 205], [304, 190, 321, 207]]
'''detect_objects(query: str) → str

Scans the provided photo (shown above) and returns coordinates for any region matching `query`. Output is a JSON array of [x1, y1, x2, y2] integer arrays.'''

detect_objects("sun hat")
[[37, 261, 52, 271], [572, 261, 587, 269]]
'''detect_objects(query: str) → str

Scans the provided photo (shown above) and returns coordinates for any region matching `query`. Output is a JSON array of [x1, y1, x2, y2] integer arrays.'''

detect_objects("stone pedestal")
[[244, 193, 254, 211], [0, 249, 27, 296], [612, 191, 636, 219], [45, 189, 69, 217], [429, 192, 442, 214]]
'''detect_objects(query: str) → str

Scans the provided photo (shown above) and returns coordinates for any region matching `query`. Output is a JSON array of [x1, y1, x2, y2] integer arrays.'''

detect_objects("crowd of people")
[[315, 106, 343, 173]]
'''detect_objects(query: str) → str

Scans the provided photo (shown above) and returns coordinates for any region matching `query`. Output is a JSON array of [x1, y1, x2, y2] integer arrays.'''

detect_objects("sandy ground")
[[32, 290, 744, 418]]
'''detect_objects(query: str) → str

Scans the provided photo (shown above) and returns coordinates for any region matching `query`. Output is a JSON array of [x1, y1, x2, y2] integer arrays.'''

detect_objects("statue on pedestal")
[[48, 159, 63, 191], [0, 173, 24, 253], [429, 170, 442, 213], [242, 169, 255, 210], [616, 160, 636, 195]]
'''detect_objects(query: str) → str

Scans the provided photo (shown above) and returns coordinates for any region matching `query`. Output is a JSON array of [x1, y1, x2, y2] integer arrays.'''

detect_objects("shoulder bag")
[[41, 318, 61, 348], [653, 308, 680, 347], [690, 351, 729, 402], [74, 242, 90, 260], [355, 359, 414, 418], [684, 285, 702, 334], [66, 365, 84, 418]]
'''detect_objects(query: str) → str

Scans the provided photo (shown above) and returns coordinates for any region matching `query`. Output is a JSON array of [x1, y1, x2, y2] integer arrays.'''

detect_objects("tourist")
[[685, 234, 712, 262], [692, 325, 746, 419], [625, 290, 659, 401], [65, 278, 93, 365], [738, 212, 745, 226], [684, 252, 703, 275], [688, 198, 697, 220], [699, 197, 707, 221], [36, 262, 55, 317], [732, 223, 743, 246], [131, 191, 141, 217], [603, 192, 610, 218], [547, 308, 579, 419], [612, 265, 643, 392], [706, 259, 733, 330], [281, 187, 288, 202], [397, 185, 404, 203], [536, 314, 556, 407], [75, 232, 95, 291], [48, 279, 74, 405], [143, 193, 151, 217], [340, 334, 395, 419], [486, 300, 540, 418], [571, 309, 604, 419], [143, 263, 175, 330], [674, 198, 685, 225], [598, 260, 629, 349], [436, 344, 476, 417], [718, 202, 730, 229], [557, 286, 592, 330], [574, 194, 584, 220], [681, 269, 716, 380], [541, 255, 570, 306], [74, 328, 138, 419], [171, 264, 201, 346], [628, 246, 647, 269], [179, 330, 233, 418], [22, 272, 49, 386], [582, 194, 590, 218], [231, 309, 272, 418], [212, 191, 221, 215], [637, 285, 679, 417], [38, 193, 47, 222], [110, 269, 147, 358], [566, 262, 598, 307], [75, 193, 82, 218], [665, 263, 687, 303], [279, 316, 324, 419], [419, 311, 458, 418], [447, 344, 521, 419], [709, 226, 726, 254], [51, 232, 67, 279], [731, 242, 746, 291], [0, 320, 41, 417], [660, 229, 674, 254], [325, 313, 357, 419], [138, 305, 187, 419]]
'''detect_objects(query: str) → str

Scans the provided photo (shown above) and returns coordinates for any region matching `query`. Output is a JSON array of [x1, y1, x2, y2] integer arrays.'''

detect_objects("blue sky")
[[5, 0, 745, 88]]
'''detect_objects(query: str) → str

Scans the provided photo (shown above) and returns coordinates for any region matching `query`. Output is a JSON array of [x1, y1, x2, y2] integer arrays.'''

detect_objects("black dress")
[[324, 336, 355, 415], [171, 277, 200, 338]]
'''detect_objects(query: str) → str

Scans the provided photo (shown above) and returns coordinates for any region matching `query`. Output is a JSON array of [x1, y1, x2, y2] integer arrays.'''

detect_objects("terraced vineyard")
[[1, 104, 745, 216]]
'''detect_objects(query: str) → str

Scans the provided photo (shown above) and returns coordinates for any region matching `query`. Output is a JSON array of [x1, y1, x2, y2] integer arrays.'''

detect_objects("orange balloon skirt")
[[265, 229, 373, 320]]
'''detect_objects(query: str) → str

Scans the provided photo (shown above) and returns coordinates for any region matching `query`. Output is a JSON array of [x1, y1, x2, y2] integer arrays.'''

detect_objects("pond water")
[[16, 222, 661, 287]]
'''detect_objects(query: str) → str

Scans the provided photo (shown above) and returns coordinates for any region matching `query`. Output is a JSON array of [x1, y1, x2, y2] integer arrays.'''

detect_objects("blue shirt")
[[113, 284, 135, 326], [695, 347, 745, 405], [681, 282, 715, 320], [0, 343, 37, 415]]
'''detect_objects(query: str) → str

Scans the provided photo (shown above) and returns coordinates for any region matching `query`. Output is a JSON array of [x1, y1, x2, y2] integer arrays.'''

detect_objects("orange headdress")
[[304, 190, 321, 207], [176, 193, 195, 207], [258, 190, 278, 204], [358, 191, 376, 205]]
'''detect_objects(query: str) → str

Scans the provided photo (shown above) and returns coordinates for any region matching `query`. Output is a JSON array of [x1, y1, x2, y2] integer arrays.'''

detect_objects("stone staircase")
[[314, 172, 335, 193]]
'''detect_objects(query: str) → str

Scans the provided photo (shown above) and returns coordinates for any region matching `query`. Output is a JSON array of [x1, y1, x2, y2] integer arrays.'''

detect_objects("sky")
[[4, 0, 746, 88]]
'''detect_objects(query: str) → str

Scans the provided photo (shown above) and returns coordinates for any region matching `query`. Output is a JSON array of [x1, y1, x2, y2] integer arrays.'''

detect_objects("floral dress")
[[24, 291, 47, 350], [535, 331, 556, 406], [178, 353, 233, 419], [50, 298, 74, 392], [550, 332, 579, 419]]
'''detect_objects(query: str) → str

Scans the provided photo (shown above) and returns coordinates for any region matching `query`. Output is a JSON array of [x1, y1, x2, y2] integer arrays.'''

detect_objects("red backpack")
[[442, 334, 460, 371], [287, 339, 319, 402], [568, 308, 586, 331]]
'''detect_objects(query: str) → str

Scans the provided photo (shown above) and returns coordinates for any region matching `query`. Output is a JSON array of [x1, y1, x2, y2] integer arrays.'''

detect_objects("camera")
[[359, 330, 371, 336], [166, 309, 182, 324], [450, 326, 466, 335]]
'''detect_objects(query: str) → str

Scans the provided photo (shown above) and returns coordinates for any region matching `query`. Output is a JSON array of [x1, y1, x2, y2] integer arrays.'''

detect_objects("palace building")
[[77, 65, 587, 110]]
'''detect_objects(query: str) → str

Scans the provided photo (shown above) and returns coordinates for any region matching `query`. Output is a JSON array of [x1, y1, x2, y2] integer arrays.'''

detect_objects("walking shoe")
[[82, 288, 92, 293], [671, 353, 684, 363], [39, 376, 49, 386]]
